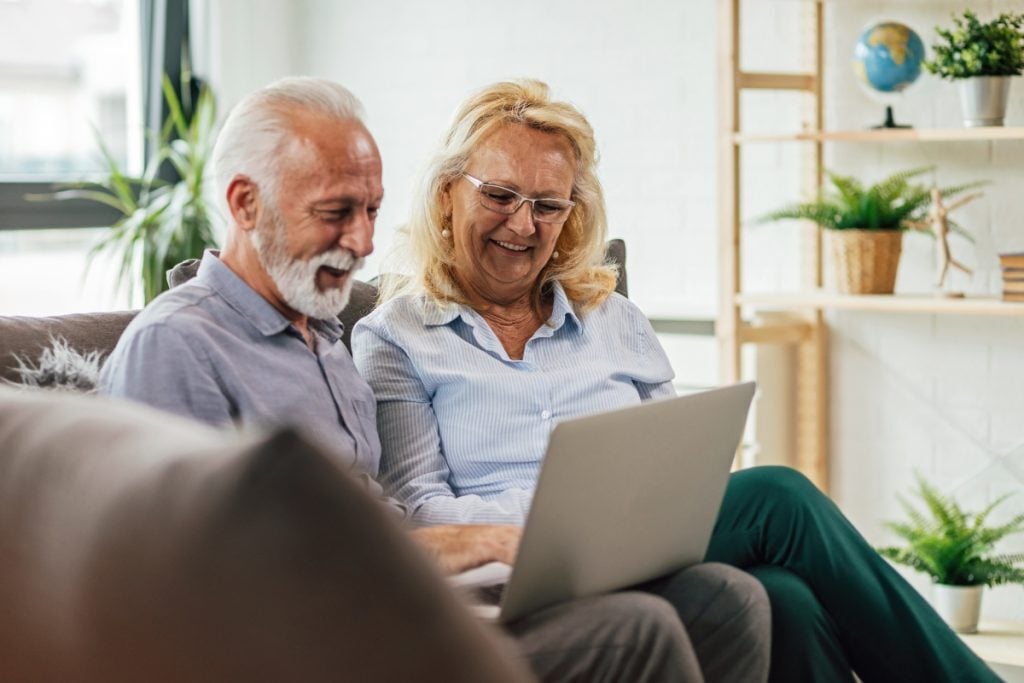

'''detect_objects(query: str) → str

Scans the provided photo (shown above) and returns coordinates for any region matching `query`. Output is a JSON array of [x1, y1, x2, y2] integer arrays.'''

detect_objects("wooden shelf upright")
[[718, 0, 829, 490]]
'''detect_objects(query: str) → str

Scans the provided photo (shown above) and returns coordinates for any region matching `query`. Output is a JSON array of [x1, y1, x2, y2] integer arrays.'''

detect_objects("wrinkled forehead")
[[285, 110, 380, 167], [466, 123, 577, 193], [278, 111, 383, 198], [472, 121, 575, 159]]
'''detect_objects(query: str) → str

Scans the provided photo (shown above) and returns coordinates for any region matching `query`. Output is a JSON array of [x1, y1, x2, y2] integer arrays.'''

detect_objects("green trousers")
[[705, 466, 1000, 683]]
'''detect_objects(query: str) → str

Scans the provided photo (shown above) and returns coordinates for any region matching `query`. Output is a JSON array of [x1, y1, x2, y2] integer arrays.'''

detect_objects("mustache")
[[309, 249, 364, 274]]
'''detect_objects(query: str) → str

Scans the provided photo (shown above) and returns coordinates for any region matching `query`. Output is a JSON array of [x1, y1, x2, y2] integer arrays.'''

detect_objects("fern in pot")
[[877, 476, 1024, 633], [760, 166, 984, 295], [38, 75, 219, 304], [924, 10, 1024, 127]]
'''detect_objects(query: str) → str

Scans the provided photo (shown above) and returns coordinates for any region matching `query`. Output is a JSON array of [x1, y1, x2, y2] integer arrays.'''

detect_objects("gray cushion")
[[0, 388, 530, 682]]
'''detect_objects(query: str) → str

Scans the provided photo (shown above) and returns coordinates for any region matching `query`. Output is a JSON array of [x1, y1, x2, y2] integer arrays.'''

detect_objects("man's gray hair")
[[210, 77, 365, 216]]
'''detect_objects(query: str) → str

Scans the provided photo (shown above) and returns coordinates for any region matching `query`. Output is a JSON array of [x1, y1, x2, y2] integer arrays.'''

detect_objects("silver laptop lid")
[[498, 382, 756, 624]]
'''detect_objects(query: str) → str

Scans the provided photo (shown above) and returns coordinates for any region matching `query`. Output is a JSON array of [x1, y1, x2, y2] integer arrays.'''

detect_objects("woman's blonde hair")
[[383, 79, 618, 313]]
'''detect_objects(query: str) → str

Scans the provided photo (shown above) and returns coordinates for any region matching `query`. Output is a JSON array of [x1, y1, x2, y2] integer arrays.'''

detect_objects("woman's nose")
[[505, 201, 537, 236]]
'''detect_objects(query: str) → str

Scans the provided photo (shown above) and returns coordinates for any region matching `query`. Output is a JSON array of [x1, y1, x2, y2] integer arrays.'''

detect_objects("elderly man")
[[99, 77, 769, 683]]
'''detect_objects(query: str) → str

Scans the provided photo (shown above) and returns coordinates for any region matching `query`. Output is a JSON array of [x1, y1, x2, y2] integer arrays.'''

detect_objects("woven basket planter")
[[827, 229, 903, 294]]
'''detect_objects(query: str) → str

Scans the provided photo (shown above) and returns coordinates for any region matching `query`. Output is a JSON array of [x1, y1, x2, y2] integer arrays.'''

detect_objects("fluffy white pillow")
[[8, 336, 104, 392]]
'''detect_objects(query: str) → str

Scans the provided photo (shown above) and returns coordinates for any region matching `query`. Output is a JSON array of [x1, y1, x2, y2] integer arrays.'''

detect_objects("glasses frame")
[[461, 173, 575, 224]]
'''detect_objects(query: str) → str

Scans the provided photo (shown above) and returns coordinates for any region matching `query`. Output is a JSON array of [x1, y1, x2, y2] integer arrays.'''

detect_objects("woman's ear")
[[226, 175, 260, 231], [440, 181, 453, 221]]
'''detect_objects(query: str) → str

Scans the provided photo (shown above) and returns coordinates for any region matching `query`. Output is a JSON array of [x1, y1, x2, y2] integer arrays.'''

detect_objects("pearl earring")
[[551, 250, 559, 260], [441, 229, 451, 239]]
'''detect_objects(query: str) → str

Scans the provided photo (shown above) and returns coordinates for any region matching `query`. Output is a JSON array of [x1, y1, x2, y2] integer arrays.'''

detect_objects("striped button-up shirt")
[[352, 282, 675, 526]]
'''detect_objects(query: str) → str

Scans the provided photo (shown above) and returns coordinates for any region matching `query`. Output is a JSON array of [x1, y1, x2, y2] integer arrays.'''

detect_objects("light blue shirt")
[[98, 252, 394, 509], [352, 282, 676, 526]]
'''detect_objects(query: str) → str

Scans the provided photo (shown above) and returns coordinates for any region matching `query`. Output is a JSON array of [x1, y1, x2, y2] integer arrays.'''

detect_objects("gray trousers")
[[506, 562, 770, 683]]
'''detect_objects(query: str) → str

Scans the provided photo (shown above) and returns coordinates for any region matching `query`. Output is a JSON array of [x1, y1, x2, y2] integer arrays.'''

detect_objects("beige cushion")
[[0, 388, 529, 682]]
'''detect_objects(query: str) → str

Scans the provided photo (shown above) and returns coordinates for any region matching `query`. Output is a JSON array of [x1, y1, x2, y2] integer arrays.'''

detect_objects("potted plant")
[[877, 476, 1024, 633], [36, 75, 219, 304], [923, 10, 1024, 127], [760, 167, 984, 295]]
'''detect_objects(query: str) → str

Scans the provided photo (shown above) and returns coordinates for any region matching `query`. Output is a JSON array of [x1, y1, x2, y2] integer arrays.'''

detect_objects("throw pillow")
[[7, 335, 103, 392]]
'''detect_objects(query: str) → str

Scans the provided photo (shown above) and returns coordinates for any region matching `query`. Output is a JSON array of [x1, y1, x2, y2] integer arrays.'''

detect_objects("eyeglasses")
[[462, 173, 575, 224]]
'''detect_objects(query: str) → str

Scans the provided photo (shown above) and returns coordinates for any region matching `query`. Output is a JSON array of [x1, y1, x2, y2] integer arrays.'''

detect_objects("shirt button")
[[541, 410, 552, 420]]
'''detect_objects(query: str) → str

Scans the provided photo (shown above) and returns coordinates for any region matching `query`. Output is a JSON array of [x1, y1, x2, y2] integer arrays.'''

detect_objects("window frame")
[[0, 182, 121, 231]]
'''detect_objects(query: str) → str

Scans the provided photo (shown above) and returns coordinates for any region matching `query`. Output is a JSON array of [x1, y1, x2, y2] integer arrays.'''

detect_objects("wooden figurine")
[[905, 186, 983, 292]]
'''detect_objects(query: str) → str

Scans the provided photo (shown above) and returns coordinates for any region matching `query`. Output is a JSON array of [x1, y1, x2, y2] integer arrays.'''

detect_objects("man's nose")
[[339, 212, 375, 258], [505, 201, 537, 237]]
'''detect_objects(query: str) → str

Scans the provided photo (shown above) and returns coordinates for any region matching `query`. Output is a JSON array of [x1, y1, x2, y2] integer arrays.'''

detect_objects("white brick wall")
[[821, 0, 1024, 622]]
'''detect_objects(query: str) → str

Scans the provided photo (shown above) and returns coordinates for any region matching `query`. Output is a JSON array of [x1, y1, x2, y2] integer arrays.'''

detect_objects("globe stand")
[[872, 105, 911, 130]]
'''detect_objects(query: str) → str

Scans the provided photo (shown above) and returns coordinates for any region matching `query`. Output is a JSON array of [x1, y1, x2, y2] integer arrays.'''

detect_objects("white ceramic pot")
[[958, 76, 1013, 127], [932, 584, 983, 633]]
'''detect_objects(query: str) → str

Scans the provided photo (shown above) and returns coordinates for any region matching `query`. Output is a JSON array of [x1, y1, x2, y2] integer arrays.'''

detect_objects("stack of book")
[[999, 252, 1024, 302]]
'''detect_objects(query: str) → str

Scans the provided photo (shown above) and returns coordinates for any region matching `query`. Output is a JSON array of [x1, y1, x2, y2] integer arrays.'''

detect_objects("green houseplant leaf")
[[924, 10, 1024, 80], [31, 74, 219, 305], [758, 166, 986, 233], [877, 475, 1024, 587]]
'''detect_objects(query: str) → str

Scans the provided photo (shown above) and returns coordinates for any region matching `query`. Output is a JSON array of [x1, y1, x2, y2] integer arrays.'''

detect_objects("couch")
[[0, 241, 628, 682]]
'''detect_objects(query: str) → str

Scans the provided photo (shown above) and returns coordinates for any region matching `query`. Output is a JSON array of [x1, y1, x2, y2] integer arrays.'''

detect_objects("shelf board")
[[960, 620, 1024, 670], [735, 291, 1024, 316], [734, 127, 1024, 144], [737, 71, 816, 92]]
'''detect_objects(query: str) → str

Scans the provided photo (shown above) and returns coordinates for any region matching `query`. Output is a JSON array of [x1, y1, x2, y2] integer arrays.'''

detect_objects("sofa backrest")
[[0, 281, 377, 386], [0, 239, 627, 386]]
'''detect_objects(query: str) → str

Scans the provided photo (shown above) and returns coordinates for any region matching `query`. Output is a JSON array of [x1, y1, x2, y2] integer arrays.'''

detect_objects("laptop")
[[449, 381, 756, 624]]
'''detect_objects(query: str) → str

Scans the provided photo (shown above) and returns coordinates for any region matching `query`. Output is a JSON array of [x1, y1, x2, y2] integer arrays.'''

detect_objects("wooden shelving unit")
[[717, 0, 1023, 492]]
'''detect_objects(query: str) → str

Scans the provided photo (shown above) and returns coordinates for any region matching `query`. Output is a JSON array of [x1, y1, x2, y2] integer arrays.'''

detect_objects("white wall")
[[192, 0, 302, 116], [290, 0, 718, 318], [206, 0, 1024, 622]]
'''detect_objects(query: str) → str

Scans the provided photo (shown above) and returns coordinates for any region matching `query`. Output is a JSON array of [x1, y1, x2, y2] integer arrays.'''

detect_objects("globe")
[[853, 22, 925, 94]]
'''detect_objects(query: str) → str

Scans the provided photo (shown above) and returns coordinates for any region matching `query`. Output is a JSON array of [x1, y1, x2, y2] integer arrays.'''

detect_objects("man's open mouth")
[[320, 265, 349, 277]]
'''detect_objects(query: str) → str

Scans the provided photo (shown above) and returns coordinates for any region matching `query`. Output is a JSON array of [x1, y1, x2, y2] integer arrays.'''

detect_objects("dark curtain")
[[141, 0, 203, 182]]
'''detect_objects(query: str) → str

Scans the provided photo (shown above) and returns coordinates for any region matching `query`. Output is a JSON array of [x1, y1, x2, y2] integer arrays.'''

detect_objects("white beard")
[[251, 208, 364, 320]]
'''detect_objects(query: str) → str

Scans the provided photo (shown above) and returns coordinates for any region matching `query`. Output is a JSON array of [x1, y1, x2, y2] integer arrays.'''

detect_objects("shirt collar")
[[419, 280, 583, 334], [548, 281, 583, 334], [420, 298, 461, 327], [196, 250, 343, 342]]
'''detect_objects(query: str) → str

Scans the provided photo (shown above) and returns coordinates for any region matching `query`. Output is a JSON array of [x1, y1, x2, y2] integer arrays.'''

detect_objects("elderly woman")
[[352, 80, 998, 683]]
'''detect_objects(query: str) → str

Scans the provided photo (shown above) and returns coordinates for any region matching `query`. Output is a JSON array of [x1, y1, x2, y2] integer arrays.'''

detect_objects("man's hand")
[[410, 524, 522, 575]]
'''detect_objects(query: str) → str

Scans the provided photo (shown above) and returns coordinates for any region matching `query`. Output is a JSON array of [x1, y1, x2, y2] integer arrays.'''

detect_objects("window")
[[0, 0, 142, 313]]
